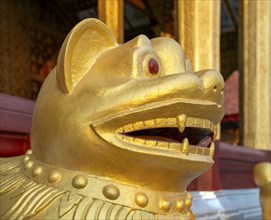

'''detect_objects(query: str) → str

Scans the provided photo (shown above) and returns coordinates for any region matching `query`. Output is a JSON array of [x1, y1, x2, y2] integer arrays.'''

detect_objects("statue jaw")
[[93, 98, 222, 161], [95, 115, 217, 158], [88, 98, 223, 191]]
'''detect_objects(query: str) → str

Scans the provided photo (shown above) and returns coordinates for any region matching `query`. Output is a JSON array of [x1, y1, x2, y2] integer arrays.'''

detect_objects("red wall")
[[188, 141, 271, 190], [0, 93, 34, 157]]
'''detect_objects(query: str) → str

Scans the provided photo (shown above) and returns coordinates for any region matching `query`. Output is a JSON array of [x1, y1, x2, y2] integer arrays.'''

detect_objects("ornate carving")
[[0, 18, 224, 219]]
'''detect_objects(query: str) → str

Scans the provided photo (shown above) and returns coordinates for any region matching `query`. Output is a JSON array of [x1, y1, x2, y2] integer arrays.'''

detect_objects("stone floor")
[[191, 188, 261, 220]]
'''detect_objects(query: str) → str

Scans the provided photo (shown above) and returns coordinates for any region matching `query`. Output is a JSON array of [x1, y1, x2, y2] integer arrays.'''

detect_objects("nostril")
[[213, 86, 217, 93]]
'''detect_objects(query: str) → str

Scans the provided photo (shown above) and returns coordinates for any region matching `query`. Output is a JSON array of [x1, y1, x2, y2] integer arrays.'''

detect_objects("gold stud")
[[26, 149, 32, 155], [185, 198, 192, 209], [72, 175, 88, 189], [102, 184, 120, 200], [176, 200, 185, 212], [48, 170, 61, 183], [32, 166, 43, 177], [160, 198, 171, 212], [22, 155, 30, 164], [135, 192, 149, 207], [25, 160, 33, 169]]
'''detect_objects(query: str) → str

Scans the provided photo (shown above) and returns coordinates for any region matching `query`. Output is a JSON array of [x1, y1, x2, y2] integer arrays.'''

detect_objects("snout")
[[155, 69, 224, 106], [195, 70, 224, 105], [121, 70, 224, 108]]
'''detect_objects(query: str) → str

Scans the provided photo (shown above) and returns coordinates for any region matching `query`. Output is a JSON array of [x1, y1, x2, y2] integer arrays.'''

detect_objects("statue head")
[[31, 18, 224, 192]]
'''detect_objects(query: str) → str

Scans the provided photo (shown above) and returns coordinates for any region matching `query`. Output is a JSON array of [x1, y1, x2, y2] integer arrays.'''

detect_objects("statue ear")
[[57, 18, 117, 93]]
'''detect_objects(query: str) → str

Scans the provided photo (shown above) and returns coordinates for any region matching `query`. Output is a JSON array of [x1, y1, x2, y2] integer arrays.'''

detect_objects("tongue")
[[198, 137, 212, 148]]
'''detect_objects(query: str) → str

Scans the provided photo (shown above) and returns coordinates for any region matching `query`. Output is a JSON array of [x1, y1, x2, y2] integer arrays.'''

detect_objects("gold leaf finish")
[[253, 163, 271, 220], [0, 18, 224, 219]]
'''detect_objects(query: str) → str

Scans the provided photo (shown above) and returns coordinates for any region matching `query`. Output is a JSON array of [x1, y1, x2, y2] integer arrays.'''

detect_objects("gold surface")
[[98, 0, 124, 43], [239, 0, 271, 150], [176, 0, 221, 72], [253, 162, 271, 220], [0, 19, 224, 219]]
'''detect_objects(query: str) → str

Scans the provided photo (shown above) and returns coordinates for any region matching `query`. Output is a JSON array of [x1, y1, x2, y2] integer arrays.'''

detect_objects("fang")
[[176, 114, 187, 133]]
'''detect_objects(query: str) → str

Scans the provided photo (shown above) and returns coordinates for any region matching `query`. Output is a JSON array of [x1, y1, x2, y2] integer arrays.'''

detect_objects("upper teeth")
[[116, 117, 216, 134], [115, 116, 217, 157]]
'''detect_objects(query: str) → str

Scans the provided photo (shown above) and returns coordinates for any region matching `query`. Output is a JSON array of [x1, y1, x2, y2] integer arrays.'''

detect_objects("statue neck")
[[22, 152, 193, 216]]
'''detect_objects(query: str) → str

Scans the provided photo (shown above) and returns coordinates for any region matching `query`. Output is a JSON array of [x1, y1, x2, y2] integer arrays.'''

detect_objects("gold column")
[[98, 0, 124, 43], [239, 0, 271, 150], [175, 0, 221, 141], [175, 0, 221, 190], [175, 0, 221, 71]]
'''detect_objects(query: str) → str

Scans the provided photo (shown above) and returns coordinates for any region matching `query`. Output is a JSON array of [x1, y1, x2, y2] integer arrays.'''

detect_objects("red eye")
[[148, 58, 159, 75]]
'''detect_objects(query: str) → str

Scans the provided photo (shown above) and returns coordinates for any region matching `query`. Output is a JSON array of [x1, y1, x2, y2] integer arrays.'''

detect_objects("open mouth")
[[115, 114, 216, 157]]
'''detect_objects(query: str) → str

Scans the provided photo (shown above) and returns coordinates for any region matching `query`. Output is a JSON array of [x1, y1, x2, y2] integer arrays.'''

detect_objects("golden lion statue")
[[0, 19, 224, 219]]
